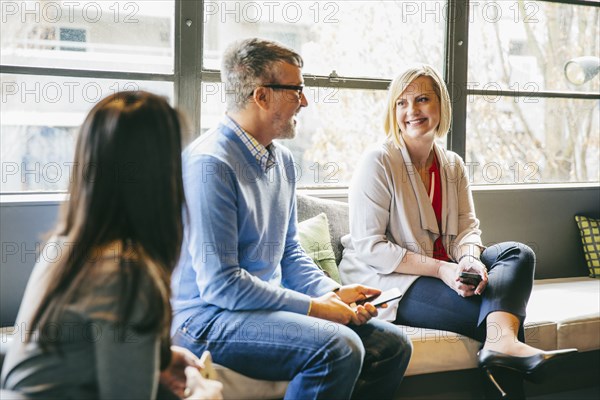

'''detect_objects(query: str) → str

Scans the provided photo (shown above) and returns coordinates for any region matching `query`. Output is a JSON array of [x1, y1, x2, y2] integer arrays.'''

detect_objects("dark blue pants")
[[395, 242, 536, 343]]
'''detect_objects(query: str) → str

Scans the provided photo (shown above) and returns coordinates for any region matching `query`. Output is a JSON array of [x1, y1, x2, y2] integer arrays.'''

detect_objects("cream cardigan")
[[339, 138, 483, 320]]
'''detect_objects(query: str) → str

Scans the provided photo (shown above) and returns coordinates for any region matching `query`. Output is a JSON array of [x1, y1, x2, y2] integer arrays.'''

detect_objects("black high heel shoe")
[[478, 348, 578, 397]]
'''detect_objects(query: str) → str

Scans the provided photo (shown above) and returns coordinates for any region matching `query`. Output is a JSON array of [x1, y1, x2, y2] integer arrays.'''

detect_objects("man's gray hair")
[[221, 38, 304, 112]]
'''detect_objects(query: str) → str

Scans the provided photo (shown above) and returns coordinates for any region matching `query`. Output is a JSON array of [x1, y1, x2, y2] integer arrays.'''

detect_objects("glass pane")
[[200, 83, 389, 187], [466, 95, 600, 185], [1, 74, 173, 192], [1, 1, 175, 73], [203, 0, 445, 78], [468, 1, 600, 93]]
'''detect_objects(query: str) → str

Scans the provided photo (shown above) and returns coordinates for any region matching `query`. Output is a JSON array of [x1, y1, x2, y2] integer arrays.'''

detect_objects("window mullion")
[[445, 0, 470, 158], [467, 89, 600, 100], [176, 0, 202, 143], [0, 65, 173, 81]]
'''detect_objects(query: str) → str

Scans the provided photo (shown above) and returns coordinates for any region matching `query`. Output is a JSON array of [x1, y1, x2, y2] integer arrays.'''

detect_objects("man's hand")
[[309, 284, 381, 325], [335, 284, 380, 305], [336, 284, 382, 324], [309, 291, 362, 325]]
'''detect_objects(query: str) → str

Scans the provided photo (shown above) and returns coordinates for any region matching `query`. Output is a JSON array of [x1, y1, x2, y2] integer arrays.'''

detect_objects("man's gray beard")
[[274, 114, 297, 140], [279, 126, 296, 140]]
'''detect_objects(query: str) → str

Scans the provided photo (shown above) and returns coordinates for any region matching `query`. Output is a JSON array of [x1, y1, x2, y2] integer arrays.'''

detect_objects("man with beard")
[[170, 38, 412, 399]]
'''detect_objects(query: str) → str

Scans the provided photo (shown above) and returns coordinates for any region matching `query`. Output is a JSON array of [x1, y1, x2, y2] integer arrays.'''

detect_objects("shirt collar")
[[222, 115, 277, 172]]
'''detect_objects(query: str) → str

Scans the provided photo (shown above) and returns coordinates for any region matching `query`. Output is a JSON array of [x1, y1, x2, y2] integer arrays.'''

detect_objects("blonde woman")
[[339, 65, 576, 397]]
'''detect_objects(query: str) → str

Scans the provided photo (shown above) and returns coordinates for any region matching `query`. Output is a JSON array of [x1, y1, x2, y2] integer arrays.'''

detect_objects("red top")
[[429, 155, 450, 261]]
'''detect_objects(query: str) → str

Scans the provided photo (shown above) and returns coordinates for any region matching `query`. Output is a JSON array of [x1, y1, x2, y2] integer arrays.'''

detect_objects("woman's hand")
[[160, 346, 222, 399], [437, 260, 487, 297], [160, 346, 199, 397], [437, 262, 461, 293], [183, 367, 223, 400], [457, 256, 488, 296]]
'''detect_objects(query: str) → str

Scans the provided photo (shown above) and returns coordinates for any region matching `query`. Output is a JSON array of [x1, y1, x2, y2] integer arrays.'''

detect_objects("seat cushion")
[[402, 277, 600, 376], [400, 326, 480, 376], [213, 364, 288, 399], [525, 277, 600, 351], [523, 320, 558, 351], [400, 323, 555, 376], [2, 278, 598, 390]]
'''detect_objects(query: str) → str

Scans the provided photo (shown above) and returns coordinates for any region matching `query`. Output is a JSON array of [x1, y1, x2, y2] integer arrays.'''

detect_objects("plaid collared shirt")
[[222, 115, 277, 172]]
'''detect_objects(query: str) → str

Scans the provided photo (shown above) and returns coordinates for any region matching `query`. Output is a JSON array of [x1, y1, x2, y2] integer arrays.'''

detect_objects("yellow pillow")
[[575, 215, 600, 278]]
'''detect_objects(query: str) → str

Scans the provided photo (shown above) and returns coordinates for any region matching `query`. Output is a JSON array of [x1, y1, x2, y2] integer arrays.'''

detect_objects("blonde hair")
[[383, 64, 452, 147]]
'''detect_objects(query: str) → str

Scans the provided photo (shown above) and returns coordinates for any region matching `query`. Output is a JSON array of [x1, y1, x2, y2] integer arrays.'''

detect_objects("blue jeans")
[[172, 307, 412, 400]]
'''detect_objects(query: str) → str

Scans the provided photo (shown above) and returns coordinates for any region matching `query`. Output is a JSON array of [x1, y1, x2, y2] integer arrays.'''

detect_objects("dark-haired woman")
[[0, 91, 222, 399]]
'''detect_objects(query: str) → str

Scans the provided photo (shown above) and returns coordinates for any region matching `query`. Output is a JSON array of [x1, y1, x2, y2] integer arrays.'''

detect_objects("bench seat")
[[403, 276, 600, 376]]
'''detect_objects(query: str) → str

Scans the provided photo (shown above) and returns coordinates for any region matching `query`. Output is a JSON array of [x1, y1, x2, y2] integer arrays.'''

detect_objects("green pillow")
[[297, 213, 341, 284], [575, 215, 600, 278]]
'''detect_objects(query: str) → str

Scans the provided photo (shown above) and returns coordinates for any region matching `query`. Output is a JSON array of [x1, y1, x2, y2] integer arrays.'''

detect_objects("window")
[[1, 74, 172, 192], [201, 0, 446, 188], [1, 0, 175, 192], [465, 0, 600, 185], [1, 0, 599, 193], [1, 1, 174, 72]]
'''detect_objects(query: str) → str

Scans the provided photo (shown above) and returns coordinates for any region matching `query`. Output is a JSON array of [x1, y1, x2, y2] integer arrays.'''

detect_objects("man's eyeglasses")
[[250, 84, 304, 98]]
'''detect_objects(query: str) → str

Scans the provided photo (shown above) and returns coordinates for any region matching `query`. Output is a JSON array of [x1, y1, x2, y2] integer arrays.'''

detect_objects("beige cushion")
[[524, 321, 558, 351], [558, 318, 600, 351], [401, 277, 599, 376], [526, 277, 600, 351], [1, 278, 597, 394], [401, 327, 480, 376], [213, 364, 288, 399]]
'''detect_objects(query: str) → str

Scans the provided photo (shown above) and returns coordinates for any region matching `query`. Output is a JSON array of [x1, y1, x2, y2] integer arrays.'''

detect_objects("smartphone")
[[356, 287, 403, 308], [459, 271, 482, 286]]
